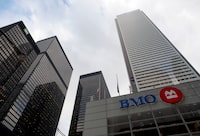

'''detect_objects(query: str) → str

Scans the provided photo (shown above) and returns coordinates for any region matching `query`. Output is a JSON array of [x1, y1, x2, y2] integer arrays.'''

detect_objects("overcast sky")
[[1, 0, 200, 135]]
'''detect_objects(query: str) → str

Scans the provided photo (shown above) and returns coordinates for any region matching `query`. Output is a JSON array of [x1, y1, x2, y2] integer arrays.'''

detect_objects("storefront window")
[[182, 111, 200, 122], [134, 128, 159, 136], [187, 122, 200, 133], [156, 115, 182, 126], [132, 111, 152, 120], [132, 119, 155, 129], [159, 125, 188, 135], [153, 107, 177, 117]]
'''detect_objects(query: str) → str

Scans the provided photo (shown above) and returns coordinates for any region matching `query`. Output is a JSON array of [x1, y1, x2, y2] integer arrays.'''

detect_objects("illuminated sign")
[[120, 94, 156, 108], [120, 87, 183, 108], [160, 87, 183, 104]]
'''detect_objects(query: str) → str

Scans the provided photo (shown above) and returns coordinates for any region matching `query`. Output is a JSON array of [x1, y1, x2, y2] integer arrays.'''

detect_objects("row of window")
[[136, 64, 190, 78], [133, 60, 183, 74], [137, 69, 192, 83], [132, 55, 181, 70], [0, 51, 37, 108], [0, 24, 37, 108], [134, 57, 183, 74], [129, 46, 173, 62], [136, 64, 189, 80], [5, 25, 32, 55], [0, 35, 20, 84], [131, 50, 177, 66], [1, 55, 66, 134], [14, 82, 63, 135], [138, 72, 195, 86], [126, 33, 167, 44], [137, 75, 198, 89], [137, 70, 194, 85], [128, 46, 173, 60], [139, 77, 197, 92], [128, 38, 168, 48], [108, 104, 200, 135]]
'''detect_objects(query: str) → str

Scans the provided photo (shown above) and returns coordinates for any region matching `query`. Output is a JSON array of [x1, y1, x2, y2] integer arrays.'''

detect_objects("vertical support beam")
[[175, 105, 192, 136], [127, 109, 134, 136]]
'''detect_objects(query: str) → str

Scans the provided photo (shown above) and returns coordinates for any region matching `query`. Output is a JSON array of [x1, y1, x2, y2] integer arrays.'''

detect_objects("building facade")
[[82, 10, 200, 136], [115, 10, 200, 92], [69, 71, 110, 136], [0, 21, 40, 113], [0, 22, 73, 136], [83, 80, 200, 136]]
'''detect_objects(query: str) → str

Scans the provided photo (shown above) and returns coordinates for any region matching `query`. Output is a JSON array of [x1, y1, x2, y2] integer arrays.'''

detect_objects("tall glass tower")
[[69, 71, 110, 136], [115, 10, 200, 92], [0, 22, 73, 136]]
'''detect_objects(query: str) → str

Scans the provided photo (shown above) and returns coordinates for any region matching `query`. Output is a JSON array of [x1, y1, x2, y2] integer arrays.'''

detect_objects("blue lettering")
[[129, 96, 145, 106], [144, 94, 156, 103], [120, 99, 129, 108], [119, 94, 157, 108]]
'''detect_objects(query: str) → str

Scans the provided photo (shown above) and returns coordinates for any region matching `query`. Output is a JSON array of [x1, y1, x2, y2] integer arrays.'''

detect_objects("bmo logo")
[[160, 87, 183, 104]]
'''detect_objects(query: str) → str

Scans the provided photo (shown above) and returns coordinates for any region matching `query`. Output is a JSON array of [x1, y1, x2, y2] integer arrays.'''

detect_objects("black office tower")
[[0, 22, 73, 136], [0, 21, 40, 109], [69, 71, 110, 136]]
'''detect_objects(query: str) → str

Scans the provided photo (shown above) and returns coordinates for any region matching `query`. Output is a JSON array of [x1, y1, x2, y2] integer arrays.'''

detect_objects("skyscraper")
[[69, 71, 110, 136], [0, 22, 40, 135], [0, 21, 40, 110], [115, 10, 200, 92], [80, 10, 200, 136], [0, 22, 73, 136]]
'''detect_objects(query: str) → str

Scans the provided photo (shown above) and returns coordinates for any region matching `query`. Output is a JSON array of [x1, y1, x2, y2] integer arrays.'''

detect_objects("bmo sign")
[[119, 87, 183, 108], [120, 94, 157, 109], [160, 87, 183, 104]]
